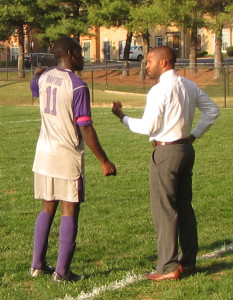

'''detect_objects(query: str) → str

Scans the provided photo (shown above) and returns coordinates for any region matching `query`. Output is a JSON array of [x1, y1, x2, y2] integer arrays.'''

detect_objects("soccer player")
[[29, 36, 116, 282]]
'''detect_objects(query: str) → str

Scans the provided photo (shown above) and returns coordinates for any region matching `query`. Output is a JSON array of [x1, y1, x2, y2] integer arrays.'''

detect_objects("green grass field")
[[0, 82, 233, 299]]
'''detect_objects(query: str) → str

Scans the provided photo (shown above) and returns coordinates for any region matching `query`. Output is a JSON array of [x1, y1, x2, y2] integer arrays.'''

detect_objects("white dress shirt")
[[123, 69, 219, 141]]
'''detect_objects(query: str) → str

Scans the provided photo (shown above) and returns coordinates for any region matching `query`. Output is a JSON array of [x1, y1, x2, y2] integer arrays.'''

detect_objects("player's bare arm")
[[31, 67, 46, 80], [79, 125, 116, 176]]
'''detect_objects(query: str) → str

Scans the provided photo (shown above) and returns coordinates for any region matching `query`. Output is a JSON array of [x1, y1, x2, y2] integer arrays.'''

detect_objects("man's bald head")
[[146, 46, 176, 79], [149, 46, 176, 67]]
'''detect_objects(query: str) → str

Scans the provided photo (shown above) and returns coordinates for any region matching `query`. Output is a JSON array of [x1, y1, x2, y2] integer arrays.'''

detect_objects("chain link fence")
[[0, 60, 233, 108], [80, 63, 233, 108]]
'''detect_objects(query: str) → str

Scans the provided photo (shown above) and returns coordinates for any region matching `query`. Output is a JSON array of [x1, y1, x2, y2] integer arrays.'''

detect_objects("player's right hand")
[[34, 67, 45, 75]]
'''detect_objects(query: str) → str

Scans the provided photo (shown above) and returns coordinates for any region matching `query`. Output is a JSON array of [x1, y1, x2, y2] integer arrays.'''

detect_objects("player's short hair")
[[52, 36, 81, 59]]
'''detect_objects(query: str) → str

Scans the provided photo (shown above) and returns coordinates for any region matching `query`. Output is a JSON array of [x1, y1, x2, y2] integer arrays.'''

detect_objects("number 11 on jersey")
[[44, 86, 57, 116]]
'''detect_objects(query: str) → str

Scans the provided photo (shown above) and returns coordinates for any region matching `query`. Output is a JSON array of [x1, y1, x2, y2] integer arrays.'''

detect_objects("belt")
[[152, 138, 190, 147]]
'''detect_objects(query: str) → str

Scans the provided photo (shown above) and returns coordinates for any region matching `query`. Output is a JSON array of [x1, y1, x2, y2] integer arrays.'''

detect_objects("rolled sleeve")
[[73, 85, 93, 127]]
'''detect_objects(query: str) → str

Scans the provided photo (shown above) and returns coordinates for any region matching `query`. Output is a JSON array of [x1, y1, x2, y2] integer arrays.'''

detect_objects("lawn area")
[[0, 101, 232, 299], [1, 65, 233, 107], [0, 79, 232, 108]]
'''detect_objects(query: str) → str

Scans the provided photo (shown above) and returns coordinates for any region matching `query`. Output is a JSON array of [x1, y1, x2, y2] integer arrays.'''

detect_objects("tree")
[[0, 0, 44, 77], [130, 0, 162, 79], [88, 0, 141, 76], [0, 0, 97, 77], [36, 0, 94, 43], [130, 0, 205, 77], [201, 0, 233, 78], [157, 0, 206, 74]]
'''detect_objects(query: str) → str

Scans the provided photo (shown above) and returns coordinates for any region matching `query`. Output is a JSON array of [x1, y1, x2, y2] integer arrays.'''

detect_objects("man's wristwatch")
[[120, 115, 125, 123]]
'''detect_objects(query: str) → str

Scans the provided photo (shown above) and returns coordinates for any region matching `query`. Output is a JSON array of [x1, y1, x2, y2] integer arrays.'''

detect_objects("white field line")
[[0, 109, 140, 126], [104, 90, 146, 97], [1, 116, 231, 296], [0, 119, 41, 125], [59, 242, 233, 300], [198, 242, 233, 260], [60, 272, 145, 300]]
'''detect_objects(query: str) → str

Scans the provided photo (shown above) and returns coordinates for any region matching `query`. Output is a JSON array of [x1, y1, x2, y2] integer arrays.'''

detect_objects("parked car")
[[120, 46, 144, 62], [24, 53, 57, 68], [24, 54, 33, 68]]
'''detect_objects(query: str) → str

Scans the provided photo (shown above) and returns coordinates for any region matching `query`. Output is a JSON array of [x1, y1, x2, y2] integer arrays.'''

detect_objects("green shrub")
[[226, 46, 233, 57], [0, 60, 18, 67], [197, 50, 208, 57]]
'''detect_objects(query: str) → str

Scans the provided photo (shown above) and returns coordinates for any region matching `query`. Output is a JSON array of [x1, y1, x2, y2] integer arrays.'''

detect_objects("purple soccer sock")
[[31, 210, 54, 269], [55, 216, 78, 277]]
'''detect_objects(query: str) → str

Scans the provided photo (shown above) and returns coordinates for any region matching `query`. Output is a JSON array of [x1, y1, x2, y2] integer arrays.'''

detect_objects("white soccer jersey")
[[31, 67, 92, 180]]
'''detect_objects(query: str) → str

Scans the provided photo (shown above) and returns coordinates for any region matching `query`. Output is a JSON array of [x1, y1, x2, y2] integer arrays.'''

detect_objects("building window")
[[222, 31, 230, 52], [156, 36, 163, 47], [83, 42, 91, 61], [10, 47, 19, 61], [119, 40, 126, 57]]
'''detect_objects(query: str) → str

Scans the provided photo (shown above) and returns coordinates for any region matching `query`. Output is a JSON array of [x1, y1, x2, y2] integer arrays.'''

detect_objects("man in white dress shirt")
[[112, 46, 219, 281]]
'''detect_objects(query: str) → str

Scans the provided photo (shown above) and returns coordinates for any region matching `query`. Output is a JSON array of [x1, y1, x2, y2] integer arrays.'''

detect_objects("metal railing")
[[0, 62, 233, 108]]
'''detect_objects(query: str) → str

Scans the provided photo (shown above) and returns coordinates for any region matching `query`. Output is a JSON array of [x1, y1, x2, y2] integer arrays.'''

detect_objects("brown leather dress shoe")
[[179, 264, 196, 275], [146, 269, 180, 281]]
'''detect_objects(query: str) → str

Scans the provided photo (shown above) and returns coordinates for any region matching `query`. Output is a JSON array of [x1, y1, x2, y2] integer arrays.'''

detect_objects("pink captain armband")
[[76, 116, 92, 124]]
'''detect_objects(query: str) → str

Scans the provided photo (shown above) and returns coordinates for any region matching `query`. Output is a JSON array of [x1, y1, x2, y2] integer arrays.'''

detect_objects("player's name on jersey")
[[46, 74, 63, 86]]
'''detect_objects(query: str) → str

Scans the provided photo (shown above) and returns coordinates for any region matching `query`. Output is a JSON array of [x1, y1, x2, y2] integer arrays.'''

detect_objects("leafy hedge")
[[226, 46, 233, 57], [197, 50, 208, 57]]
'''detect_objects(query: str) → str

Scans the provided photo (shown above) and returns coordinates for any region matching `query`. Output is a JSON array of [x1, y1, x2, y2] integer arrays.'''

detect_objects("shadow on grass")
[[199, 239, 233, 253], [197, 260, 233, 275], [0, 81, 20, 88]]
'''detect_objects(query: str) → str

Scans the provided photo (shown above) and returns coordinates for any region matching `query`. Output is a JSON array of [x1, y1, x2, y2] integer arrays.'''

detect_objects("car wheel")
[[137, 55, 143, 62]]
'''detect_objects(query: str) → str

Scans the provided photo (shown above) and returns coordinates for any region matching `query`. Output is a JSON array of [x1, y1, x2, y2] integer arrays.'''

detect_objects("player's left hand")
[[101, 160, 117, 176]]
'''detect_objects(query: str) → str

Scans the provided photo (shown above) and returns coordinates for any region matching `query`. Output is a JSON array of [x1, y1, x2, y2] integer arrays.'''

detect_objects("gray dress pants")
[[149, 143, 198, 274]]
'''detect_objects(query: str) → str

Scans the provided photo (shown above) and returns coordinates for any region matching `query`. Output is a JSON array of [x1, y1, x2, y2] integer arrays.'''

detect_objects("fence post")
[[105, 60, 108, 89], [6, 47, 8, 81], [91, 70, 94, 104], [223, 67, 226, 108], [143, 76, 145, 93]]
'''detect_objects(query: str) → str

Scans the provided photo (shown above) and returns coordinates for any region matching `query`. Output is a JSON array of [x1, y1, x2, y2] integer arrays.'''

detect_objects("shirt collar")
[[159, 69, 177, 81], [56, 67, 72, 72]]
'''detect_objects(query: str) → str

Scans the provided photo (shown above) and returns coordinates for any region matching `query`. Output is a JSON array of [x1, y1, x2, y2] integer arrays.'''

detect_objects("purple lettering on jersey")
[[44, 86, 57, 116], [51, 88, 57, 116], [46, 75, 63, 86], [44, 86, 51, 114]]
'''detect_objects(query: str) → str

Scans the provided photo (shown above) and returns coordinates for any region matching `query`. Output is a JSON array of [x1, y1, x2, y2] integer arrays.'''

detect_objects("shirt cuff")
[[191, 129, 200, 138], [122, 115, 130, 127]]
